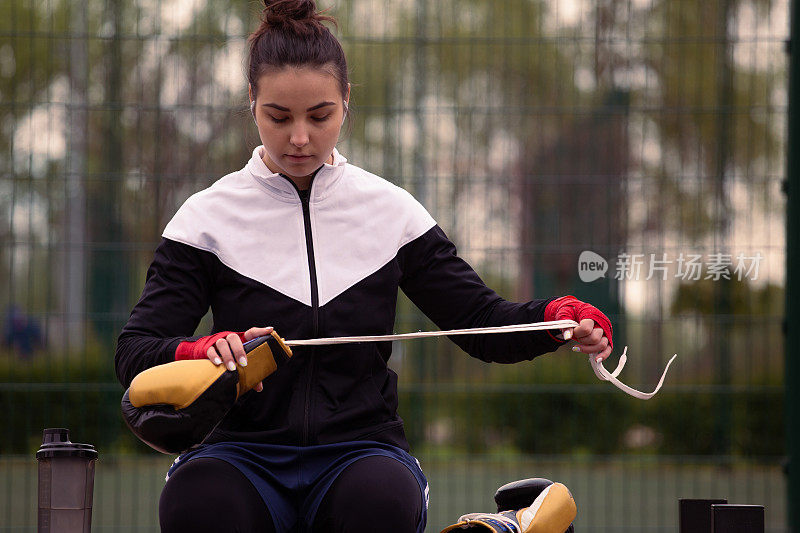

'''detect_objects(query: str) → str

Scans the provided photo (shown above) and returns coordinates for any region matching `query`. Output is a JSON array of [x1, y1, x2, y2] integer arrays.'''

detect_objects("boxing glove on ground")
[[121, 331, 292, 454], [441, 478, 576, 533]]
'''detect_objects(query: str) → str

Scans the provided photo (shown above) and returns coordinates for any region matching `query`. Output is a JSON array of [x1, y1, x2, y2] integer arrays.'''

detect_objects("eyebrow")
[[262, 101, 336, 112]]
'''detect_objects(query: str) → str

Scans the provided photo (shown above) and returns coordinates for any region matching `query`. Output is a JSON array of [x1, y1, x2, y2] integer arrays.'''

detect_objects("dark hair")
[[248, 0, 349, 101]]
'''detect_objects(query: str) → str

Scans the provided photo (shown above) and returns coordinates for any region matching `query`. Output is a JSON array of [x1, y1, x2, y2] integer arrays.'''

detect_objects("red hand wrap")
[[175, 331, 247, 361], [544, 295, 613, 349]]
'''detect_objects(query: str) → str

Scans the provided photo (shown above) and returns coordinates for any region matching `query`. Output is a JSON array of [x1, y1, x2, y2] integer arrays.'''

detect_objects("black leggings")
[[159, 455, 423, 532]]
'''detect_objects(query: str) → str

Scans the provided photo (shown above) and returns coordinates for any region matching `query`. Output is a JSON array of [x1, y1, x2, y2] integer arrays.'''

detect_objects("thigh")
[[159, 457, 275, 533], [312, 455, 424, 533]]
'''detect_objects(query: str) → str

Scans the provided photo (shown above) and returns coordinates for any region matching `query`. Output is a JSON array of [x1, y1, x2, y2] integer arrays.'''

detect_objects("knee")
[[316, 455, 423, 532], [160, 461, 225, 531], [159, 458, 274, 533]]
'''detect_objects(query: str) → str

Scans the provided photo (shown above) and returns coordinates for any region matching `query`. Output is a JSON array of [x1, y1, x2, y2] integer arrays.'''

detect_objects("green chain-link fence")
[[0, 0, 789, 530]]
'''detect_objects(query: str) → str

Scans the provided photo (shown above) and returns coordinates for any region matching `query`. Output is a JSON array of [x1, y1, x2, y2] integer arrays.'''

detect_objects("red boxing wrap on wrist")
[[175, 331, 247, 361], [544, 295, 613, 349]]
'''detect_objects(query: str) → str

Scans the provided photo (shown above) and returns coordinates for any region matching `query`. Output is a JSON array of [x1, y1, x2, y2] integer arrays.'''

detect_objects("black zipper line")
[[298, 187, 319, 446], [298, 187, 320, 335], [280, 170, 321, 446]]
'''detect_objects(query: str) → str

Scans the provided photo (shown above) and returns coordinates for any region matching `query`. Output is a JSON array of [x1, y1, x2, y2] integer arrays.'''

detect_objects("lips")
[[286, 154, 313, 162]]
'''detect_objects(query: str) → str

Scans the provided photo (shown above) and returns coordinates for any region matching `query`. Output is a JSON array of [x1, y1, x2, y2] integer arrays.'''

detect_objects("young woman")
[[115, 1, 613, 531]]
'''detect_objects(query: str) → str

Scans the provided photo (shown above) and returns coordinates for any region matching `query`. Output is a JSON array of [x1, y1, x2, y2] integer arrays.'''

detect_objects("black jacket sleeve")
[[115, 238, 217, 388], [398, 225, 565, 363]]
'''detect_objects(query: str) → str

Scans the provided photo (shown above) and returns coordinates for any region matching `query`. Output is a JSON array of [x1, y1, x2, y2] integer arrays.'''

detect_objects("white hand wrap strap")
[[590, 346, 678, 400], [286, 319, 677, 400], [283, 320, 580, 345]]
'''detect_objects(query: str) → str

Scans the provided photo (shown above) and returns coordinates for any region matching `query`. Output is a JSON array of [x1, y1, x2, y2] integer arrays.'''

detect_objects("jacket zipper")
[[298, 187, 319, 445], [282, 171, 321, 446]]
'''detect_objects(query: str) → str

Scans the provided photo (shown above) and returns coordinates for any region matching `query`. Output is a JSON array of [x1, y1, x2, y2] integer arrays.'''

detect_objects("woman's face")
[[250, 66, 348, 189]]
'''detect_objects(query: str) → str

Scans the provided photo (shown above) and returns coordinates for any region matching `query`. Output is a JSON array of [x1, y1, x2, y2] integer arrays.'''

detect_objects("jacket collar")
[[246, 146, 348, 202]]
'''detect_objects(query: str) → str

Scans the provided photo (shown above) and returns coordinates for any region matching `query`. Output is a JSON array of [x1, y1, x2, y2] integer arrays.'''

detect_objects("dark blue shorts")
[[165, 440, 429, 532]]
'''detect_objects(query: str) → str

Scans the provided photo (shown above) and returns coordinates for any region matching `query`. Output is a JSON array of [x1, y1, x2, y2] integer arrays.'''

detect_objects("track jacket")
[[115, 146, 564, 451]]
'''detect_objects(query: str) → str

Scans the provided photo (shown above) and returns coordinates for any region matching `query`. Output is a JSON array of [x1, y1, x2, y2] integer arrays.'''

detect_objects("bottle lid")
[[36, 428, 98, 460]]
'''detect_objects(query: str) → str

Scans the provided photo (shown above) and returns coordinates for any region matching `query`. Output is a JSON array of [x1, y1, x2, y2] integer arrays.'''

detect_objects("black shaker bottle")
[[36, 428, 98, 532]]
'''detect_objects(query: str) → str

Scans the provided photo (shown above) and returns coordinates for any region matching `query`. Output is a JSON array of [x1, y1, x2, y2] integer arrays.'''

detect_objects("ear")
[[341, 84, 351, 126], [248, 84, 258, 124]]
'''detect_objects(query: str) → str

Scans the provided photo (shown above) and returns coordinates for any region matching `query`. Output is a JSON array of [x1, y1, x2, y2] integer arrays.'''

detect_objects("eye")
[[269, 115, 288, 124], [311, 114, 332, 123]]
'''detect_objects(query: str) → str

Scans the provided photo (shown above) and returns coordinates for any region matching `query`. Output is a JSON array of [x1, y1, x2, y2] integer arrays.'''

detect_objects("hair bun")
[[262, 0, 317, 28]]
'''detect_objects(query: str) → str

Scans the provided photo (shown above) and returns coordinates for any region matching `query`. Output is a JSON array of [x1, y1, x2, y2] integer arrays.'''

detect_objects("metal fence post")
[[65, 1, 88, 349], [785, 0, 800, 529]]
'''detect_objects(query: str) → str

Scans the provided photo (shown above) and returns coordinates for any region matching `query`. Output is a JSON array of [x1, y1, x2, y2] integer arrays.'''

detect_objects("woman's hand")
[[565, 319, 612, 362], [544, 295, 613, 363], [206, 327, 274, 392], [176, 327, 274, 393]]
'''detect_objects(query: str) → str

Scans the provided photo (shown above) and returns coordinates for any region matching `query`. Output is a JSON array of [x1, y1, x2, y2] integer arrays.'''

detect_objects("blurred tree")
[[0, 0, 787, 465], [0, 0, 783, 356]]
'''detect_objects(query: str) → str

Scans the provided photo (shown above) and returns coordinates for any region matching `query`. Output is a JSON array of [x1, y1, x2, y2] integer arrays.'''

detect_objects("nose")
[[289, 123, 309, 148]]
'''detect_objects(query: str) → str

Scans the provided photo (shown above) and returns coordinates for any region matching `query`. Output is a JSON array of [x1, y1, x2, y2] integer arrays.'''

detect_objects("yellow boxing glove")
[[121, 331, 291, 454], [441, 478, 576, 533]]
